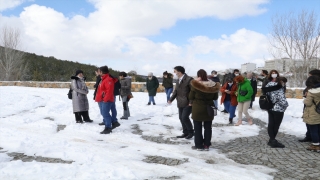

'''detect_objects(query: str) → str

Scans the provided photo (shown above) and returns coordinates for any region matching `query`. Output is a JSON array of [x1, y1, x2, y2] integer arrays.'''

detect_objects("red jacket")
[[220, 82, 238, 106], [95, 74, 118, 102]]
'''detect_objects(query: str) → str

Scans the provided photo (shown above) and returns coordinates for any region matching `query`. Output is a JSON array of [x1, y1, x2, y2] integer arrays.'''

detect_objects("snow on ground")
[[0, 86, 306, 180]]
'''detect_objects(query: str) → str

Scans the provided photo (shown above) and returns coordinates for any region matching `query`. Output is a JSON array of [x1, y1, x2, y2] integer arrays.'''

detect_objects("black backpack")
[[313, 100, 320, 114], [259, 94, 274, 110], [67, 88, 73, 99]]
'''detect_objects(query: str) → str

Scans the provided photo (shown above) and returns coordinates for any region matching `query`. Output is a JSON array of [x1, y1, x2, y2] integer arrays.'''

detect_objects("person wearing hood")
[[246, 72, 257, 109], [119, 71, 132, 120], [189, 69, 220, 151], [234, 75, 254, 126], [209, 70, 220, 108], [261, 70, 289, 148], [303, 75, 320, 152], [146, 72, 159, 105], [71, 70, 93, 123], [220, 77, 238, 124], [299, 69, 320, 143], [162, 71, 174, 102], [95, 66, 121, 134]]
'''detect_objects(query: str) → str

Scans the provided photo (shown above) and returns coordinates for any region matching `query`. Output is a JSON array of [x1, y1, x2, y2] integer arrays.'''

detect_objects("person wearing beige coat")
[[303, 76, 320, 152]]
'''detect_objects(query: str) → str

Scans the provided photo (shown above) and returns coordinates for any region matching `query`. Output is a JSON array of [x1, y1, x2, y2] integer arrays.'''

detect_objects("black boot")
[[268, 140, 285, 148], [112, 121, 121, 129], [76, 120, 83, 123], [147, 102, 151, 105], [298, 137, 312, 142], [84, 119, 93, 123], [100, 128, 112, 134], [153, 103, 156, 105], [185, 133, 194, 139], [176, 134, 188, 138], [229, 118, 233, 124], [99, 122, 104, 126]]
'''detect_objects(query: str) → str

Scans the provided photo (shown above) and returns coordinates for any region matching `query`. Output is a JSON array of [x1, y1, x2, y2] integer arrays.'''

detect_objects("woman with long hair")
[[189, 69, 220, 151], [262, 70, 288, 148]]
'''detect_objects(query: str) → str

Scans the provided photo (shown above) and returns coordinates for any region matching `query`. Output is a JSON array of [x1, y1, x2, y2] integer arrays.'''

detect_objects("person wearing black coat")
[[209, 70, 220, 108], [247, 72, 257, 109], [94, 68, 121, 126]]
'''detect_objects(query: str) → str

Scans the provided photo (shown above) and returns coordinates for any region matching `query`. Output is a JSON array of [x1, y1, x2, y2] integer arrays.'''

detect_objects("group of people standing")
[[69, 65, 320, 153]]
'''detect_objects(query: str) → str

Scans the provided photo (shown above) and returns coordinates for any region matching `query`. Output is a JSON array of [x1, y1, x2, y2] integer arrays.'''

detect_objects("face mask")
[[148, 77, 152, 80], [271, 74, 277, 78], [235, 73, 239, 76], [228, 82, 233, 86], [213, 75, 217, 77]]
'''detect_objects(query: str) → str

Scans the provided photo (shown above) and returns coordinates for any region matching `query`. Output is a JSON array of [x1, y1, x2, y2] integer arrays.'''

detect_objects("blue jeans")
[[99, 102, 113, 128], [149, 96, 155, 103], [223, 100, 237, 119], [213, 100, 218, 108], [309, 124, 320, 143], [110, 96, 118, 123], [165, 88, 173, 102]]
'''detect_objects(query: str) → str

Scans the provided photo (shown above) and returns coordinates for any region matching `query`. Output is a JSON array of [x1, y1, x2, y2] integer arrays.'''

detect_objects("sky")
[[0, 0, 319, 76]]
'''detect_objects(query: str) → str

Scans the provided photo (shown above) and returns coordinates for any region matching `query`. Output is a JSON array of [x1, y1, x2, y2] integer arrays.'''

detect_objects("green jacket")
[[303, 88, 320, 125], [162, 75, 173, 89], [237, 79, 253, 102], [146, 76, 159, 96], [189, 80, 221, 121]]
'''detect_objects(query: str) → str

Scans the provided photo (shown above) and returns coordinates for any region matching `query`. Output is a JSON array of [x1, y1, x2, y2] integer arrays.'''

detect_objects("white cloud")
[[0, 0, 270, 76], [0, 0, 30, 12]]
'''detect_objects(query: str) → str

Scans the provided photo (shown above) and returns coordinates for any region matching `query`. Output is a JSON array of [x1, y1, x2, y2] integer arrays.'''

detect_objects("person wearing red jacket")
[[220, 77, 238, 124], [95, 66, 120, 134]]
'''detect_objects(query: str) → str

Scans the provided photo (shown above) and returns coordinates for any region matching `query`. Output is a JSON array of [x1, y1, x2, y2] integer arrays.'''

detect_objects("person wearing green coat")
[[234, 75, 253, 126], [146, 72, 159, 105], [189, 69, 221, 151]]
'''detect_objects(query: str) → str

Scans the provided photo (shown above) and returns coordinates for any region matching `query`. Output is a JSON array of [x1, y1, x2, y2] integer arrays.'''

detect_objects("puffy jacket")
[[162, 75, 173, 89], [220, 82, 238, 106], [146, 76, 159, 96], [95, 74, 118, 102], [303, 87, 320, 125], [93, 75, 120, 100], [237, 79, 253, 103], [120, 77, 132, 96], [189, 80, 220, 121]]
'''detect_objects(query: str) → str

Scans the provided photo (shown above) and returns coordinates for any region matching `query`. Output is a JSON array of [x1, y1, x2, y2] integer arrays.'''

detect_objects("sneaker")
[[112, 121, 121, 129], [147, 102, 151, 105], [307, 144, 320, 152], [185, 134, 194, 139], [100, 128, 112, 134], [98, 122, 104, 126], [191, 146, 204, 151], [298, 137, 312, 142], [204, 145, 209, 151]]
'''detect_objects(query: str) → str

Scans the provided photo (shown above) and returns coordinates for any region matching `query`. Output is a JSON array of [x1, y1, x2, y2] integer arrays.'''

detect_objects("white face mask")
[[271, 74, 277, 78], [148, 77, 152, 80], [228, 82, 233, 86], [213, 75, 217, 77], [235, 73, 239, 76]]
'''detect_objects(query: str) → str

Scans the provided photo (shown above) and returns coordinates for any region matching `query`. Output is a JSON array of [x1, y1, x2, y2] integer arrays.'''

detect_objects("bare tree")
[[269, 10, 320, 87], [0, 26, 25, 81]]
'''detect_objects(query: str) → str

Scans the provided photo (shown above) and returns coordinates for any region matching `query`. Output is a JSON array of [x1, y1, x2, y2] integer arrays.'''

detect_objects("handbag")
[[312, 100, 320, 114], [238, 84, 248, 96], [259, 94, 274, 110]]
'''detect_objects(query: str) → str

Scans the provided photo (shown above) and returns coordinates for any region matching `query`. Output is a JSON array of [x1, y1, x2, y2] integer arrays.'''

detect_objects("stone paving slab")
[[143, 155, 188, 166], [212, 118, 320, 180]]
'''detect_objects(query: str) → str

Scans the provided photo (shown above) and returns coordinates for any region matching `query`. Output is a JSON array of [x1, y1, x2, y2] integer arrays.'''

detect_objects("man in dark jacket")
[[247, 72, 257, 109], [146, 72, 159, 105], [168, 66, 194, 139], [209, 70, 220, 108]]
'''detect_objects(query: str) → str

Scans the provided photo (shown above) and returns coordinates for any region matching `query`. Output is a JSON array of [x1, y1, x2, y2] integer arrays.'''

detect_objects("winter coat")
[[71, 76, 89, 112], [146, 76, 159, 96], [220, 82, 238, 106], [93, 75, 120, 100], [169, 74, 193, 108], [95, 74, 118, 102], [120, 77, 132, 96], [189, 80, 221, 121], [249, 78, 257, 101], [209, 76, 220, 83], [162, 75, 173, 89], [237, 79, 253, 103], [303, 87, 320, 125], [263, 81, 289, 112]]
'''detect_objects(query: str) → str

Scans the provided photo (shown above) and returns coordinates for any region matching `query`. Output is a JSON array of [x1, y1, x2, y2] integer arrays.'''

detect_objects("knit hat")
[[148, 72, 153, 76], [75, 70, 83, 76]]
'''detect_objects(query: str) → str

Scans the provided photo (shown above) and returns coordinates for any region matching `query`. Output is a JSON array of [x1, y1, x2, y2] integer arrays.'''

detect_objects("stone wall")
[[0, 81, 304, 99]]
